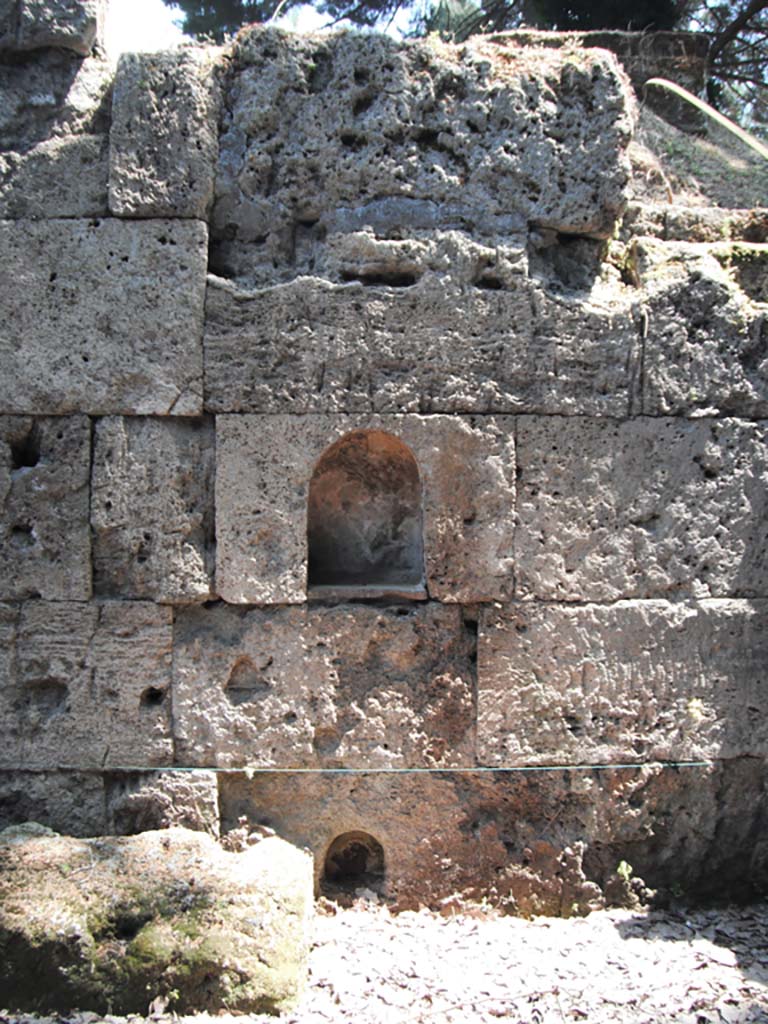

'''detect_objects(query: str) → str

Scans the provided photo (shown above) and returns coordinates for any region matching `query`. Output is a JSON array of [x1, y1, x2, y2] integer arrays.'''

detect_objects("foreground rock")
[[0, 824, 313, 1015], [3, 900, 768, 1024]]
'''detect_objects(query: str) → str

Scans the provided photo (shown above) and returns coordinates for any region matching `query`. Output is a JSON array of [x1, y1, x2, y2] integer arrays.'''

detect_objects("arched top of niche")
[[307, 429, 426, 601]]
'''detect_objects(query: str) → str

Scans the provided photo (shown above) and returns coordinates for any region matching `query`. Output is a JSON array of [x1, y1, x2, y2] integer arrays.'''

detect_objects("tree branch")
[[708, 0, 768, 63]]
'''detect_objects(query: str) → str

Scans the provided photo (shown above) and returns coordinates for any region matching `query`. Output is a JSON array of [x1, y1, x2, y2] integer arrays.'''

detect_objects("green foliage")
[[616, 860, 634, 882], [170, 1, 290, 41]]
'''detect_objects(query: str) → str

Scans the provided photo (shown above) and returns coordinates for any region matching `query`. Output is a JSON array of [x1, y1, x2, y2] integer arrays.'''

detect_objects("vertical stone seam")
[[209, 412, 218, 597], [511, 415, 519, 600], [87, 414, 96, 602], [201, 270, 211, 416], [169, 605, 180, 767], [638, 303, 649, 417]]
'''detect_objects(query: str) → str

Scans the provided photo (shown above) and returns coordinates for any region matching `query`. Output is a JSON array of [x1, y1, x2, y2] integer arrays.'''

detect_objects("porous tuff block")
[[477, 600, 768, 767], [204, 270, 640, 416], [0, 218, 207, 415], [0, 769, 106, 836], [92, 417, 215, 603], [211, 29, 634, 289], [0, 601, 173, 770], [0, 0, 17, 48], [637, 240, 768, 418], [109, 49, 221, 219], [215, 413, 515, 604], [515, 416, 768, 601], [0, 416, 90, 601], [219, 759, 768, 908], [173, 602, 476, 769], [106, 770, 220, 836], [0, 52, 112, 219], [17, 0, 104, 56]]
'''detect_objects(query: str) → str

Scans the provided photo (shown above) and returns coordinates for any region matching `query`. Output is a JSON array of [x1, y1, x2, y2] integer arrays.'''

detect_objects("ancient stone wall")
[[1, 0, 767, 913]]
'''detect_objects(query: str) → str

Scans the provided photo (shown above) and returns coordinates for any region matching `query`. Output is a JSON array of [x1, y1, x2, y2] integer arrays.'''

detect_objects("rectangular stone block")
[[0, 770, 107, 836], [0, 135, 108, 220], [92, 416, 215, 603], [109, 49, 220, 219], [0, 218, 207, 415], [0, 601, 173, 770], [477, 600, 768, 766], [515, 416, 768, 601], [0, 51, 112, 218], [213, 31, 633, 293], [0, 415, 90, 600], [173, 601, 476, 769], [637, 240, 768, 418], [216, 413, 515, 604], [204, 273, 640, 416], [17, 0, 104, 55]]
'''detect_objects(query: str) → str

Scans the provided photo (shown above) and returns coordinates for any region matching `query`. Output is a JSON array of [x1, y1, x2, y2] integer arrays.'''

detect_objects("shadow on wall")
[[307, 430, 426, 599]]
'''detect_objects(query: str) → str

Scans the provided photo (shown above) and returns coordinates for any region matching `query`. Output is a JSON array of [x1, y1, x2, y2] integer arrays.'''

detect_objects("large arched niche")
[[307, 429, 426, 598]]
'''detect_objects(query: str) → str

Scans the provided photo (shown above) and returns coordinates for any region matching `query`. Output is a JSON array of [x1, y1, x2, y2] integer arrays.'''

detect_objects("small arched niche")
[[307, 429, 425, 599], [322, 830, 386, 895]]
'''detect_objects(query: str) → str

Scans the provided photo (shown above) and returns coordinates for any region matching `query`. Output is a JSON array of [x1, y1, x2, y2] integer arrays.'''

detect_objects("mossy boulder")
[[0, 823, 313, 1015]]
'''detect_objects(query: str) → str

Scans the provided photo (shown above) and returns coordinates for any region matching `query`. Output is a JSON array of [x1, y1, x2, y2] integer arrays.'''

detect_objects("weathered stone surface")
[[0, 134, 108, 219], [0, 0, 18, 48], [211, 29, 633, 289], [91, 417, 215, 603], [106, 770, 220, 836], [0, 218, 207, 415], [17, 0, 104, 55], [477, 600, 768, 767], [515, 416, 768, 601], [216, 414, 515, 604], [0, 825, 313, 1014], [0, 51, 111, 218], [173, 602, 476, 769], [0, 601, 173, 770], [0, 416, 90, 601], [220, 758, 768, 909], [204, 268, 640, 416], [497, 30, 708, 130], [636, 240, 768, 417], [109, 48, 221, 219], [0, 770, 106, 835]]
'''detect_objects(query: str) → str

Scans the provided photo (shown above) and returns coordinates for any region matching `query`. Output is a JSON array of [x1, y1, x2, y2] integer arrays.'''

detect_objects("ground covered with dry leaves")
[[3, 899, 768, 1024]]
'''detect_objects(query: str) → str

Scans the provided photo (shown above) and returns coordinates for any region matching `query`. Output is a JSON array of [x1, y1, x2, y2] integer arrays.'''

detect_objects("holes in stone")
[[10, 524, 34, 549], [475, 273, 503, 290], [340, 132, 366, 149], [307, 430, 425, 595], [225, 656, 272, 706], [565, 714, 584, 736], [340, 270, 418, 287], [11, 427, 41, 470], [103, 909, 152, 941], [140, 686, 166, 709], [353, 94, 375, 117], [313, 726, 341, 755], [322, 830, 385, 894], [308, 49, 333, 93]]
